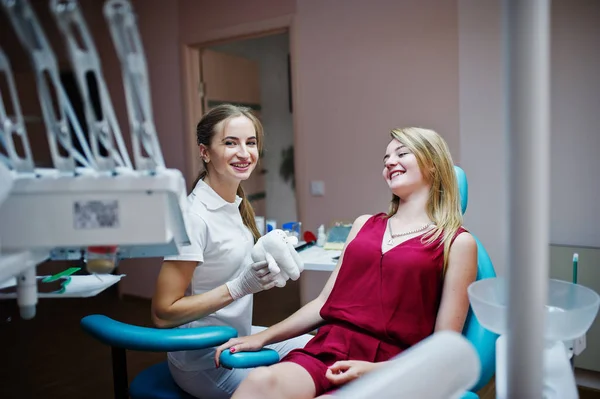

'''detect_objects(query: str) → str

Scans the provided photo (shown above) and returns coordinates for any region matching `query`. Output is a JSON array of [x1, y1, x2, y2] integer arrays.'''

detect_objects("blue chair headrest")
[[454, 165, 468, 215], [452, 165, 498, 392]]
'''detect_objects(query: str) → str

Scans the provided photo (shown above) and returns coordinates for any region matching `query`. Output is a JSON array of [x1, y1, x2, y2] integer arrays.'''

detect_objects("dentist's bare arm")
[[152, 258, 275, 328], [151, 260, 234, 329]]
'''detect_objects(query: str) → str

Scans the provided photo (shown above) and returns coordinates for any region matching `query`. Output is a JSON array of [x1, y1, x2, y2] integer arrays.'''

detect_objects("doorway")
[[191, 31, 298, 230]]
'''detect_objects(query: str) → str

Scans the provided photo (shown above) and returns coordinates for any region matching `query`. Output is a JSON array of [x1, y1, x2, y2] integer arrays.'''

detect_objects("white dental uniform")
[[164, 179, 311, 398]]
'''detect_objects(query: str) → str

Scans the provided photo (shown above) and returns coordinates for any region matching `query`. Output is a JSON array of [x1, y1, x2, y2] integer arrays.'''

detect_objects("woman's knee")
[[235, 366, 279, 397]]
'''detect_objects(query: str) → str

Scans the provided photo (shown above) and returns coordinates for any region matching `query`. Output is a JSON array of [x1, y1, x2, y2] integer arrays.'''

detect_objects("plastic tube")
[[17, 266, 37, 320]]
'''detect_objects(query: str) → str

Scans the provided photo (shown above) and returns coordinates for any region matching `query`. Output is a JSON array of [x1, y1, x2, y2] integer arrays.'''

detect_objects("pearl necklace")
[[387, 219, 434, 245]]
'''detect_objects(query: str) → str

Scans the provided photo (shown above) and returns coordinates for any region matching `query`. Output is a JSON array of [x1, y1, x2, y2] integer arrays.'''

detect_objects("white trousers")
[[168, 326, 313, 399]]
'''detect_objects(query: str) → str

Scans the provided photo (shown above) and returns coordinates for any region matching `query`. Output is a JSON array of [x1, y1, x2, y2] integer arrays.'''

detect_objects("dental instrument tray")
[[0, 273, 125, 298], [323, 223, 353, 251]]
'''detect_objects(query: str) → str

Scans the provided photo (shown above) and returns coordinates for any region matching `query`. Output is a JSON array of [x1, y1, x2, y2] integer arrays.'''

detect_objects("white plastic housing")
[[0, 162, 12, 210], [469, 277, 600, 342], [335, 331, 481, 399], [0, 168, 190, 260]]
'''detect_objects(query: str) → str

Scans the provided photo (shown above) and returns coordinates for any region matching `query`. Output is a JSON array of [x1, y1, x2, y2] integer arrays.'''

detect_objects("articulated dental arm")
[[0, 0, 190, 320], [103, 0, 165, 172], [50, 0, 132, 173], [2, 0, 95, 173], [0, 48, 34, 173]]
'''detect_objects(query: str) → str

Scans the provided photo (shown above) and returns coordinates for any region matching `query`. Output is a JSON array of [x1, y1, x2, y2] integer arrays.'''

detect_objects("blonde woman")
[[214, 127, 478, 399]]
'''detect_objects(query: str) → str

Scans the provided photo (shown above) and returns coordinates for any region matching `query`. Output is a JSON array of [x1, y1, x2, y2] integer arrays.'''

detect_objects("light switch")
[[310, 180, 325, 196], [574, 334, 586, 356]]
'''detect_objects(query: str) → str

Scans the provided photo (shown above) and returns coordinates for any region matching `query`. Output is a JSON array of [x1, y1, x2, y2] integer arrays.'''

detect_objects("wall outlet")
[[574, 334, 586, 356], [310, 180, 325, 196]]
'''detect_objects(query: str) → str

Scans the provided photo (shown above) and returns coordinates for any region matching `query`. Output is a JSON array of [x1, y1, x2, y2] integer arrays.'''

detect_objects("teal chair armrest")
[[219, 348, 280, 369], [82, 314, 281, 369], [81, 314, 283, 399], [81, 314, 238, 352]]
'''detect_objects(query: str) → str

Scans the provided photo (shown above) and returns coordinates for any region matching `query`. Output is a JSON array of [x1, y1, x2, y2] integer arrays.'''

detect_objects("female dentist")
[[151, 104, 311, 399]]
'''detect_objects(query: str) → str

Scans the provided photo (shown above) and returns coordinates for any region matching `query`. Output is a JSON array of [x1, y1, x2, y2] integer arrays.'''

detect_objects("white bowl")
[[468, 277, 600, 341]]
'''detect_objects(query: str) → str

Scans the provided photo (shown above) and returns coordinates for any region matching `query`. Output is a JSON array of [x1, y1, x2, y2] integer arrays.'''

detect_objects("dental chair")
[[454, 165, 499, 398], [80, 166, 497, 399]]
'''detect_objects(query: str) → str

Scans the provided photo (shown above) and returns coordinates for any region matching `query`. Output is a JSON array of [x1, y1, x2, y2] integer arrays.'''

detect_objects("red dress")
[[280, 213, 467, 395]]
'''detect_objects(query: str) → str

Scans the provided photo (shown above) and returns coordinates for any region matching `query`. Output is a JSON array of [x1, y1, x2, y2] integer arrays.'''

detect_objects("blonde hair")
[[386, 127, 463, 272]]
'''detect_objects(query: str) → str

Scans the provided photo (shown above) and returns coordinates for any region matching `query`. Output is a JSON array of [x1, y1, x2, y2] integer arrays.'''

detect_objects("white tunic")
[[164, 179, 254, 371]]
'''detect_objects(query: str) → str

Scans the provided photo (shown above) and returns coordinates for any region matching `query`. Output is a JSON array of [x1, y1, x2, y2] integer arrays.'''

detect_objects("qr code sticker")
[[73, 200, 119, 229]]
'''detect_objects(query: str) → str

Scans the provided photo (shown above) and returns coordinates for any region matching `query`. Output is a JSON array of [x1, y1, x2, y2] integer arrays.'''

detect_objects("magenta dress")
[[280, 213, 467, 395]]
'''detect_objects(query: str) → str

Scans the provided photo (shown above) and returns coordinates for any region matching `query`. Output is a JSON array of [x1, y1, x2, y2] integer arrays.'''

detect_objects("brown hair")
[[193, 104, 264, 242]]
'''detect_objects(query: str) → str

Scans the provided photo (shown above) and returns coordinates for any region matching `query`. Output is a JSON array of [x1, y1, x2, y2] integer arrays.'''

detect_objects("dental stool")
[[80, 315, 279, 399], [81, 166, 497, 399]]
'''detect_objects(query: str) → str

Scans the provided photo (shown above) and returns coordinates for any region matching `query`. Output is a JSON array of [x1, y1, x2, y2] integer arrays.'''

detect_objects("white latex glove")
[[264, 252, 288, 288], [225, 260, 277, 300], [253, 233, 304, 288], [264, 242, 304, 288]]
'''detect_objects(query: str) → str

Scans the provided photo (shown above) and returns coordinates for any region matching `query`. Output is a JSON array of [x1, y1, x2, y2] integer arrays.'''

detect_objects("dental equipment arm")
[[1, 0, 94, 172], [103, 0, 165, 172], [50, 0, 132, 172], [0, 48, 34, 173], [0, 0, 190, 320]]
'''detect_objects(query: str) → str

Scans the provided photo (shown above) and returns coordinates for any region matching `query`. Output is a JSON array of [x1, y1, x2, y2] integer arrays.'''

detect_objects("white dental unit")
[[0, 0, 190, 319], [0, 0, 598, 399]]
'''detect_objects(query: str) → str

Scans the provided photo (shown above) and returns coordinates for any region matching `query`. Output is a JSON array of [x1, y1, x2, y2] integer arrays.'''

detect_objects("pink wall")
[[292, 0, 459, 232], [178, 0, 296, 44], [176, 0, 459, 234]]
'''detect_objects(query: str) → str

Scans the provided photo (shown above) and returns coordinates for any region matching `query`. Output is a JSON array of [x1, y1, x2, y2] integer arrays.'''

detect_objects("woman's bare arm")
[[151, 260, 234, 329], [261, 214, 373, 342], [214, 214, 373, 360], [434, 232, 478, 332]]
